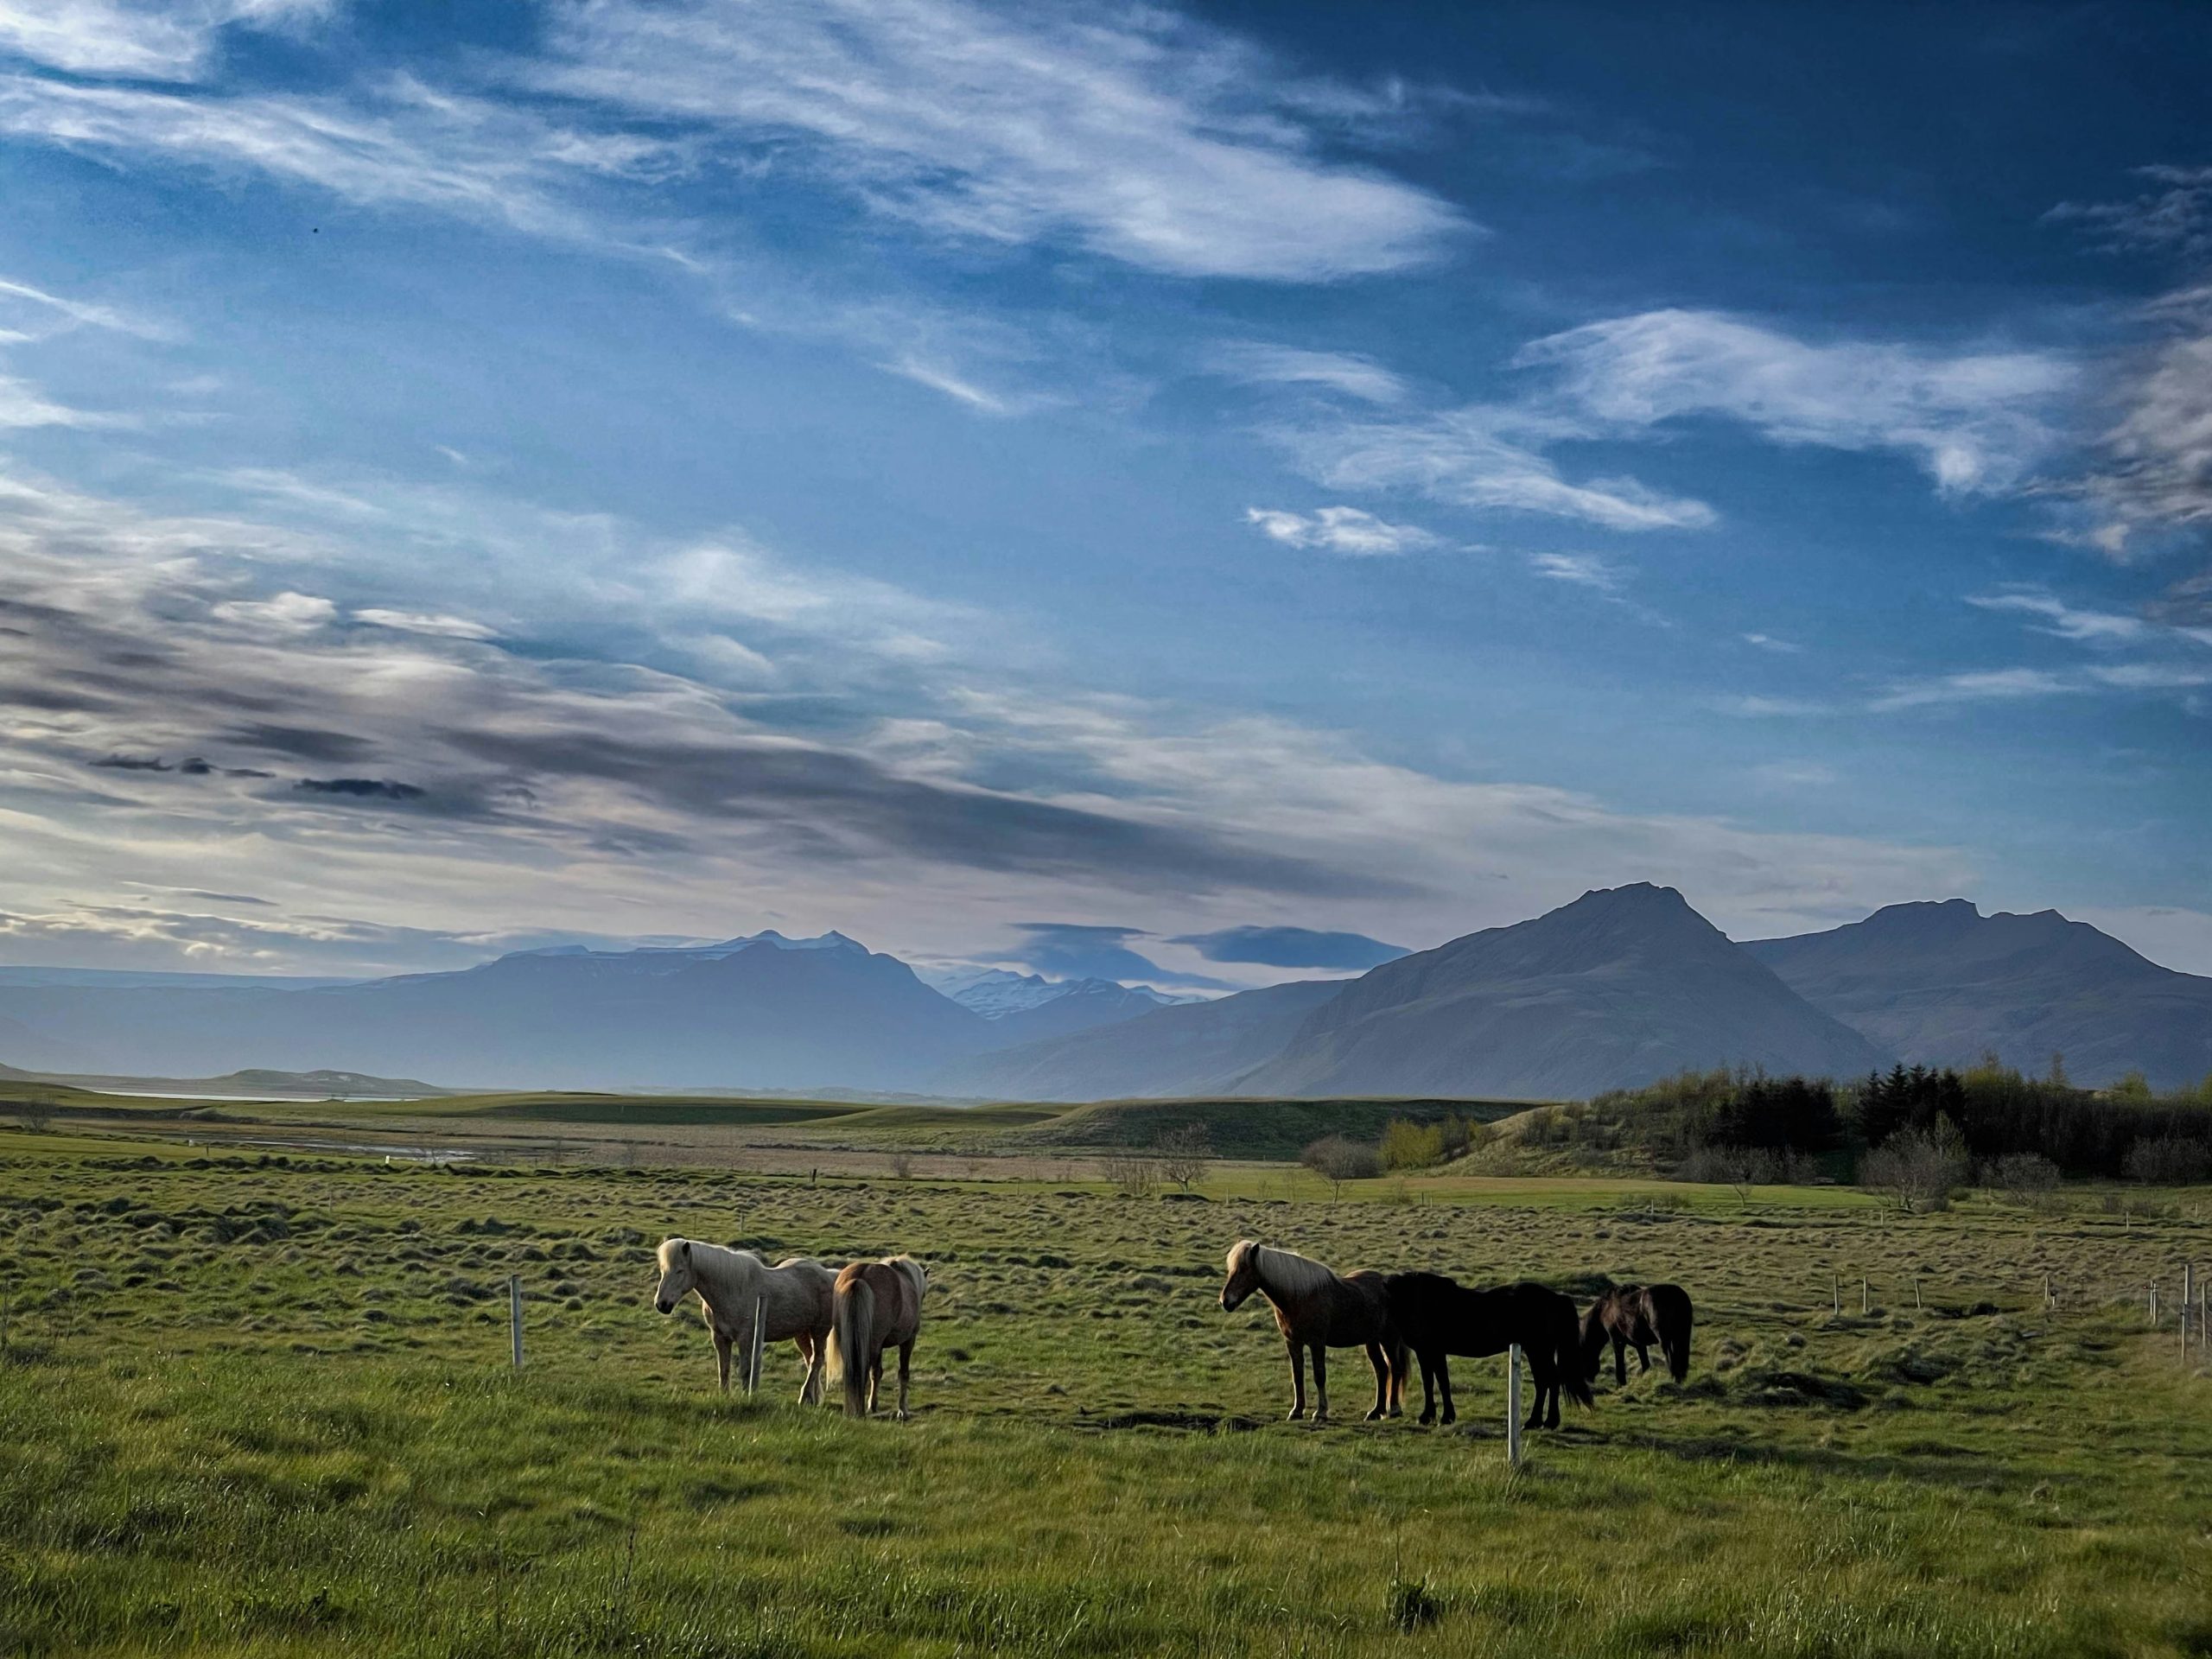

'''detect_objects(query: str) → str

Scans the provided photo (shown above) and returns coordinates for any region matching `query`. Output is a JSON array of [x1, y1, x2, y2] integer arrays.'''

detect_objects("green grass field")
[[4, 1130, 2211, 1656]]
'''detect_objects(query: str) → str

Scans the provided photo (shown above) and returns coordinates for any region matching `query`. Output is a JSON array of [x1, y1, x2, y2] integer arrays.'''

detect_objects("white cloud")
[[0, 458, 1980, 974], [353, 607, 499, 640], [1742, 632, 1802, 653], [1244, 505, 1439, 556], [1967, 586, 2148, 644], [0, 371, 111, 429], [2070, 288, 2212, 557], [1517, 308, 2073, 496], [0, 72, 689, 243], [531, 0, 1466, 281], [1528, 551, 1621, 593], [0, 275, 167, 339], [1870, 667, 2075, 712], [0, 0, 330, 81], [1210, 342, 1410, 404], [1278, 404, 1717, 532], [210, 589, 338, 632]]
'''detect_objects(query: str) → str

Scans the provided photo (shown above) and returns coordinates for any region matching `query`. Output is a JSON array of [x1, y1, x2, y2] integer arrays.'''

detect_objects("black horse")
[[1382, 1272, 1592, 1430], [1580, 1284, 1694, 1385]]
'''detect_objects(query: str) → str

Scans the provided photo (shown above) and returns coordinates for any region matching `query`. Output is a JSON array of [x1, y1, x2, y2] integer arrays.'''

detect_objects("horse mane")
[[658, 1237, 766, 1288], [1237, 1241, 1336, 1299]]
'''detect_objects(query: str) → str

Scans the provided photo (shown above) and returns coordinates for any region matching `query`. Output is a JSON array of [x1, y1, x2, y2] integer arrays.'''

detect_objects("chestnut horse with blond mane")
[[1217, 1239, 1403, 1423], [826, 1255, 928, 1420]]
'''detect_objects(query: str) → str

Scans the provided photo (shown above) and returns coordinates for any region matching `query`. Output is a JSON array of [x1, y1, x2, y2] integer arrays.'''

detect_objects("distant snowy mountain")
[[925, 966, 1194, 1020]]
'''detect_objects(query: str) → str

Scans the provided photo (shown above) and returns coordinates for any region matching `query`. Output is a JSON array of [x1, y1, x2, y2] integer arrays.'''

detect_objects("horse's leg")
[[1285, 1340, 1306, 1421], [1635, 1341, 1651, 1375], [1414, 1351, 1437, 1426], [713, 1326, 734, 1394], [1611, 1334, 1628, 1387], [1436, 1357, 1455, 1427], [1363, 1342, 1389, 1421], [1389, 1341, 1408, 1417], [793, 1334, 817, 1405], [1522, 1351, 1543, 1431], [866, 1351, 882, 1416], [1542, 1357, 1561, 1428], [1309, 1344, 1330, 1423], [895, 1339, 913, 1422]]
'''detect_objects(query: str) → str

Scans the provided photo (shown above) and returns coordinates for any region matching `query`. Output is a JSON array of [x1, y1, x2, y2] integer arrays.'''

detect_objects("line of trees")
[[1594, 1056, 2212, 1193]]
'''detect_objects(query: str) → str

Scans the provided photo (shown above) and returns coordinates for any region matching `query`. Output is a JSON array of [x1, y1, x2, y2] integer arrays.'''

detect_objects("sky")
[[1, 0, 2210, 990]]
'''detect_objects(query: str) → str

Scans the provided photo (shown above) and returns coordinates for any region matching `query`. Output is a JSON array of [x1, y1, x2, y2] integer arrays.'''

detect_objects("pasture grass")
[[3, 1134, 2211, 1656]]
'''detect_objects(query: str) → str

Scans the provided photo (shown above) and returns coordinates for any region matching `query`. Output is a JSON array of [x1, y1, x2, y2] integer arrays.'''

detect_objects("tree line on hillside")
[[1580, 1055, 2212, 1198]]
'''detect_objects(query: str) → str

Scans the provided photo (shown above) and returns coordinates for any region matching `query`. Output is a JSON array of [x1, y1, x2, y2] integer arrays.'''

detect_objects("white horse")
[[653, 1237, 840, 1402]]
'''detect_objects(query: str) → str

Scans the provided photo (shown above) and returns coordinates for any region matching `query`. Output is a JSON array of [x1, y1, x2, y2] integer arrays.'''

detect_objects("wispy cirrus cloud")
[[0, 0, 332, 81], [1869, 667, 2077, 712], [0, 72, 691, 243], [1966, 585, 2148, 644], [1517, 308, 2074, 496], [1276, 402, 1717, 532], [1244, 505, 1439, 556], [530, 0, 1469, 282], [1209, 342, 1411, 404]]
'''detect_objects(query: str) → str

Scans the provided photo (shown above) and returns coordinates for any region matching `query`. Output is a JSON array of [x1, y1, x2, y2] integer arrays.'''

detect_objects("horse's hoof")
[[1363, 1408, 1383, 1421], [1286, 1408, 1306, 1421], [1418, 1413, 1435, 1427], [895, 1410, 910, 1422]]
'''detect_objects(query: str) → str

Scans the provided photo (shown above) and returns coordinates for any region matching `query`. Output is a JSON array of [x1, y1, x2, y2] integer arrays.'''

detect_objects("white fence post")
[[1505, 1344, 1522, 1468], [2183, 1264, 2194, 1367], [508, 1274, 523, 1370], [748, 1294, 766, 1395]]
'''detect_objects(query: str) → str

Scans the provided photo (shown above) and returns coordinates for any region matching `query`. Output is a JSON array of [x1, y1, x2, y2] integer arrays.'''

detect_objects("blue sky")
[[2, 0, 2210, 987]]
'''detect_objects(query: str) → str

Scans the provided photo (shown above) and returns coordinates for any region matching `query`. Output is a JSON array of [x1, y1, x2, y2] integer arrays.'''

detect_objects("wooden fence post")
[[1861, 1275, 1870, 1316], [1506, 1345, 1522, 1468], [509, 1274, 524, 1370]]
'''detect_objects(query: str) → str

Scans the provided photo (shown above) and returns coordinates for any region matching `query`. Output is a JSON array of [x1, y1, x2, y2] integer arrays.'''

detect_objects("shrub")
[[2122, 1136, 2212, 1185], [1378, 1119, 1445, 1171], [1860, 1116, 1970, 1213], [1103, 1153, 1160, 1198], [1154, 1124, 1212, 1193], [1988, 1151, 2060, 1207], [1301, 1135, 1380, 1193]]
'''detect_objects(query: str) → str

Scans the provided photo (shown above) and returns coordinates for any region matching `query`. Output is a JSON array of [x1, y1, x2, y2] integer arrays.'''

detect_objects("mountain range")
[[1, 890, 2203, 1099], [1745, 899, 2212, 1091]]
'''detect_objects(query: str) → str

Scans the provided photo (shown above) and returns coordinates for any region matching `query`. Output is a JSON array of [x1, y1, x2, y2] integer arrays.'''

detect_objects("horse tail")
[[828, 1274, 875, 1418], [1557, 1301, 1594, 1408], [1663, 1289, 1693, 1382]]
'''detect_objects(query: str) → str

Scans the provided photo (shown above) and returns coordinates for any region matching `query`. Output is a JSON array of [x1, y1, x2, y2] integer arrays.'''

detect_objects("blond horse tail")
[[828, 1275, 876, 1418]]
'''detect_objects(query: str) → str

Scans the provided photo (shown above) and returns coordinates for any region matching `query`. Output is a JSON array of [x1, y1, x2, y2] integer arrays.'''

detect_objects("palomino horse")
[[826, 1255, 927, 1420], [1580, 1283, 1694, 1386], [1217, 1240, 1403, 1423], [652, 1237, 839, 1402], [1382, 1272, 1592, 1430]]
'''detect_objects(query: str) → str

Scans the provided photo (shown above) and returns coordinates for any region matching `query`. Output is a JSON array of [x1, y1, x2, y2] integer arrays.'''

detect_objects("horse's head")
[[1577, 1298, 1610, 1379], [1219, 1239, 1262, 1312], [653, 1238, 697, 1314]]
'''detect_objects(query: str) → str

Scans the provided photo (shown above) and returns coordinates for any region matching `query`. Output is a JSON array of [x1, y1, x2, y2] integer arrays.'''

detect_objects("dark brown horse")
[[1382, 1272, 1592, 1430], [1580, 1284, 1694, 1385], [1218, 1240, 1404, 1423]]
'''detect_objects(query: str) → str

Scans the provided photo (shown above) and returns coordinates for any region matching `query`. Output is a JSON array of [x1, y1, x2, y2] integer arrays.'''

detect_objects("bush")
[[1300, 1135, 1380, 1192], [1103, 1153, 1160, 1197], [1378, 1119, 1445, 1171], [2122, 1136, 2212, 1185], [1154, 1124, 1211, 1193], [1860, 1116, 1970, 1213], [1987, 1151, 2060, 1207]]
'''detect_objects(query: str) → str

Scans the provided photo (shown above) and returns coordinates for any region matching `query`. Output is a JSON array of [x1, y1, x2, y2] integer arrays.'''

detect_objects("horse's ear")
[[681, 1240, 692, 1259]]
